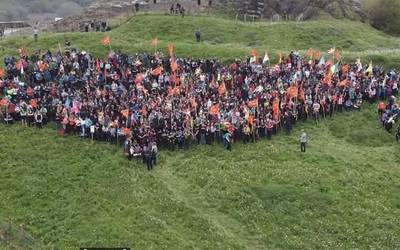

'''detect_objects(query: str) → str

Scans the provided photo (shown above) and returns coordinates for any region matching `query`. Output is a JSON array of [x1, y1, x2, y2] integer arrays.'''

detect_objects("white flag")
[[262, 51, 270, 64]]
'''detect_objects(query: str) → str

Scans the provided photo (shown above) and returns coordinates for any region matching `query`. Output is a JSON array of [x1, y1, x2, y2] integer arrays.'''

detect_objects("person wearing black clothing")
[[144, 147, 153, 170], [195, 30, 201, 43]]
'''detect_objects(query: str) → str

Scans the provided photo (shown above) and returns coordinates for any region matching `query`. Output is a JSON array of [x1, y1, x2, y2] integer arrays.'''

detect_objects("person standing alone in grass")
[[299, 129, 307, 153]]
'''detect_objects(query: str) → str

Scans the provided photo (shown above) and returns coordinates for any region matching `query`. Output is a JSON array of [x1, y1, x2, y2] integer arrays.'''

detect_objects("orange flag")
[[168, 86, 180, 96], [16, 60, 23, 71], [0, 68, 4, 78], [101, 36, 110, 46], [250, 48, 257, 57], [29, 99, 38, 108], [0, 98, 8, 107], [287, 85, 298, 98], [134, 73, 144, 85], [305, 48, 314, 58], [140, 106, 147, 116], [218, 81, 226, 95], [170, 57, 178, 72], [298, 86, 305, 100], [151, 37, 158, 47], [250, 49, 258, 64], [209, 75, 217, 88], [313, 51, 321, 60], [121, 109, 129, 118], [122, 127, 131, 136], [247, 115, 254, 125], [190, 98, 197, 108], [167, 43, 174, 57], [151, 66, 163, 76], [19, 47, 26, 57], [339, 78, 348, 87], [248, 99, 258, 108], [322, 71, 333, 86], [26, 86, 34, 97], [278, 51, 283, 63], [272, 98, 280, 115], [341, 63, 349, 74], [209, 104, 220, 115], [95, 60, 100, 72], [335, 49, 341, 61]]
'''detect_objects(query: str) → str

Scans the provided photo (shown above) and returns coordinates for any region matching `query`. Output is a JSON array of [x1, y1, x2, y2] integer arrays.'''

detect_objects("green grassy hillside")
[[1, 106, 400, 249], [1, 14, 400, 67], [1, 14, 400, 249]]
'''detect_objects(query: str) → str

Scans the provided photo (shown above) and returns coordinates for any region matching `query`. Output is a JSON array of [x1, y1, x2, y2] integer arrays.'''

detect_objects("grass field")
[[1, 14, 400, 249], [1, 105, 400, 249], [1, 14, 400, 67]]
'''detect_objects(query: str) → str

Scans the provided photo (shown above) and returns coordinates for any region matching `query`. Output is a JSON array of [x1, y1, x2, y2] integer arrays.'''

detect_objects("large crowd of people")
[[0, 44, 398, 169]]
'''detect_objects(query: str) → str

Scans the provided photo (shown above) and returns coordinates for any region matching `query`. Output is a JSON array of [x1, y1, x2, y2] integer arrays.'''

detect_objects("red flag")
[[248, 99, 258, 108], [151, 37, 158, 47], [101, 36, 110, 46], [0, 68, 4, 78], [151, 66, 163, 76], [218, 81, 226, 95], [167, 43, 174, 57], [209, 104, 220, 115]]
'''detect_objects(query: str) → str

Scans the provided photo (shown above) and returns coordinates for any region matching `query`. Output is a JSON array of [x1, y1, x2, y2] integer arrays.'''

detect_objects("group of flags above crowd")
[[0, 34, 375, 84], [99, 34, 374, 76]]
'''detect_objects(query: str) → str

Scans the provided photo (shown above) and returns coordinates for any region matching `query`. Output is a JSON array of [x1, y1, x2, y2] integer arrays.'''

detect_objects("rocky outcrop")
[[234, 0, 366, 21]]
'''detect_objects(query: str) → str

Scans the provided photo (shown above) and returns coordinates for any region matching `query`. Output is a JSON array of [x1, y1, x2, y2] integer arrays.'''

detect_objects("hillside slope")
[[1, 106, 400, 249], [1, 14, 400, 67], [1, 14, 400, 249]]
